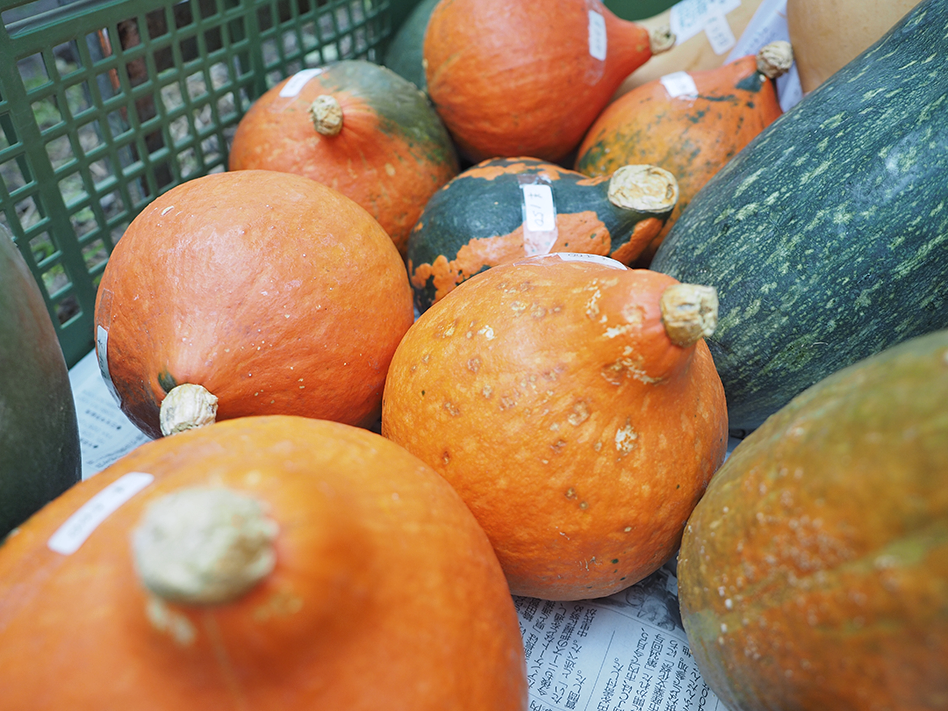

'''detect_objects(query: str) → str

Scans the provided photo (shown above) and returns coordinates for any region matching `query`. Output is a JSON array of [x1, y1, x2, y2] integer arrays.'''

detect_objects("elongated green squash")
[[651, 0, 948, 432], [678, 327, 948, 710], [0, 228, 81, 538]]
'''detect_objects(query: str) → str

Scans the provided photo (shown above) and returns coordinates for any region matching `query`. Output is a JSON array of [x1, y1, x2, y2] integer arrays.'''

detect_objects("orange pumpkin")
[[576, 41, 793, 265], [423, 0, 674, 163], [229, 60, 459, 256], [0, 416, 528, 710], [382, 253, 728, 600], [94, 170, 414, 439]]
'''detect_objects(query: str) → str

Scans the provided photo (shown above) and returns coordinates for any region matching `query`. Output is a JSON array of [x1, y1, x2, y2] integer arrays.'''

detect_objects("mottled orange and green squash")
[[407, 157, 679, 313], [678, 328, 948, 711], [423, 0, 674, 163], [0, 415, 528, 710], [383, 255, 727, 600], [576, 42, 792, 265], [229, 59, 459, 256], [94, 170, 414, 439]]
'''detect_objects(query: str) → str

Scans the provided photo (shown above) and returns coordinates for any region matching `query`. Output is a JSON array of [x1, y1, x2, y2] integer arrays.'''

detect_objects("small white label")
[[47, 472, 155, 555], [96, 325, 122, 406], [660, 71, 699, 99], [670, 0, 741, 45], [547, 253, 627, 269], [521, 184, 556, 233], [588, 10, 607, 61], [703, 11, 736, 54], [279, 67, 325, 97]]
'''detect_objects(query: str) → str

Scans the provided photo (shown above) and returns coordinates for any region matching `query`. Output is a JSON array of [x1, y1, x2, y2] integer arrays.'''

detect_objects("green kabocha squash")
[[0, 227, 81, 538], [651, 0, 948, 432], [383, 0, 438, 93], [407, 157, 678, 312], [678, 327, 948, 711]]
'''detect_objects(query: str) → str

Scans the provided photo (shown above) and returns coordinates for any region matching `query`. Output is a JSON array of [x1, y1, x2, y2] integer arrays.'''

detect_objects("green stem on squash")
[[159, 383, 219, 437], [660, 283, 719, 348], [132, 487, 279, 605]]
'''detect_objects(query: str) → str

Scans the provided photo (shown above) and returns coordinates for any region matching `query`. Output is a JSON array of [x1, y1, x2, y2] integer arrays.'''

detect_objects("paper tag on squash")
[[587, 9, 607, 61], [519, 179, 558, 256], [279, 67, 325, 97], [47, 472, 155, 555], [539, 253, 627, 270], [661, 71, 699, 99]]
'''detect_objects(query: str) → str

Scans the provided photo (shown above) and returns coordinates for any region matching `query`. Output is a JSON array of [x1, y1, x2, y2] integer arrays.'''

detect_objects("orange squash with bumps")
[[0, 415, 528, 710], [382, 253, 728, 600], [94, 170, 414, 439], [423, 0, 674, 163]]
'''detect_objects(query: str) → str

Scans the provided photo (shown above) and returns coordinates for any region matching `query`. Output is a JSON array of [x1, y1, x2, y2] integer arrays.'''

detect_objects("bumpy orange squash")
[[423, 0, 674, 163], [94, 170, 414, 439], [382, 253, 728, 600], [678, 328, 948, 711], [0, 415, 528, 710], [576, 41, 792, 264], [229, 60, 459, 256]]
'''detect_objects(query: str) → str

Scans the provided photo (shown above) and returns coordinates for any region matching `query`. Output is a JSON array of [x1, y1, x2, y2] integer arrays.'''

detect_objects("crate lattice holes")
[[0, 0, 396, 368]]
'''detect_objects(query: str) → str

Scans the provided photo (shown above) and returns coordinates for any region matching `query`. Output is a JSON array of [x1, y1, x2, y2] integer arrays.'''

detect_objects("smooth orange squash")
[[423, 0, 674, 163], [382, 253, 728, 600], [576, 41, 792, 265], [229, 60, 459, 256], [94, 170, 414, 439], [0, 415, 528, 710]]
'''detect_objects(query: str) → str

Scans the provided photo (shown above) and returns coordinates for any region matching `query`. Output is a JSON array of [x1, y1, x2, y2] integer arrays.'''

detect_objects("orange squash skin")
[[423, 0, 659, 163], [381, 256, 728, 600], [229, 60, 459, 256], [576, 55, 783, 264], [94, 170, 414, 439], [0, 416, 528, 711]]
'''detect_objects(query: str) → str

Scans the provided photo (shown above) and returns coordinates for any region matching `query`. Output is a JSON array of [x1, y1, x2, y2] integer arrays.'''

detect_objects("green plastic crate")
[[0, 0, 413, 369]]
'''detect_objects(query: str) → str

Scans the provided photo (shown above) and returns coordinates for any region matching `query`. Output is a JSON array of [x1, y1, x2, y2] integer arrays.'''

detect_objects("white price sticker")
[[279, 67, 325, 97], [521, 184, 556, 234], [588, 9, 607, 61], [95, 325, 122, 407], [48, 472, 155, 555], [660, 71, 699, 99], [703, 11, 736, 54]]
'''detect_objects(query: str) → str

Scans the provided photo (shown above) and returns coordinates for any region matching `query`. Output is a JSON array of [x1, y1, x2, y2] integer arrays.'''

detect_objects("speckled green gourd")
[[0, 229, 81, 538], [678, 327, 948, 710], [651, 0, 948, 432]]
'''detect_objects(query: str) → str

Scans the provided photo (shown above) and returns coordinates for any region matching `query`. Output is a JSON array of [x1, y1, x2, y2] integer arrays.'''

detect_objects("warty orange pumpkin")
[[228, 59, 459, 257], [576, 41, 793, 265], [382, 253, 728, 600], [0, 415, 528, 711], [94, 170, 414, 439], [423, 0, 675, 163]]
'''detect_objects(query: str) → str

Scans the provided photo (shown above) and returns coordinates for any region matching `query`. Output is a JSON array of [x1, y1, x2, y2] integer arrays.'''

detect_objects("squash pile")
[[2, 0, 947, 708]]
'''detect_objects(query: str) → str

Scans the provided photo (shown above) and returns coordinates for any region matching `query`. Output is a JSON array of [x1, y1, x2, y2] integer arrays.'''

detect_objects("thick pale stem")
[[309, 94, 343, 136], [650, 26, 676, 55], [132, 487, 279, 605], [608, 165, 679, 213], [756, 41, 794, 80], [660, 283, 718, 348], [159, 383, 218, 437]]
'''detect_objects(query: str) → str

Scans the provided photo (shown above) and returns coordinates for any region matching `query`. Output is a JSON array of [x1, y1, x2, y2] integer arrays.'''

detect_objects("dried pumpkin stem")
[[660, 283, 719, 348], [159, 383, 218, 437], [756, 41, 794, 80], [132, 487, 279, 605], [309, 94, 344, 136], [608, 165, 679, 213], [649, 26, 676, 55]]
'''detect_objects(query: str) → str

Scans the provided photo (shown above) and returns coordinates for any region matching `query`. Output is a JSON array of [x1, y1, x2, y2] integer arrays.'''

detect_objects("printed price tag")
[[660, 71, 699, 99], [670, 0, 741, 45], [588, 9, 607, 61], [703, 11, 736, 54], [279, 67, 325, 97], [48, 472, 155, 555]]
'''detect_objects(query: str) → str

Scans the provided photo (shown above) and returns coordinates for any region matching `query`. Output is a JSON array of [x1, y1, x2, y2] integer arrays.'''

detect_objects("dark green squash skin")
[[650, 0, 948, 433], [678, 328, 948, 711], [407, 157, 674, 312], [382, 0, 439, 93], [0, 231, 81, 539]]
